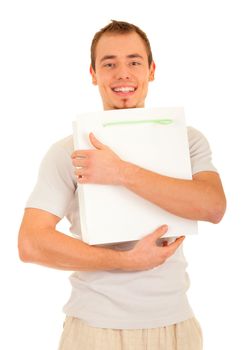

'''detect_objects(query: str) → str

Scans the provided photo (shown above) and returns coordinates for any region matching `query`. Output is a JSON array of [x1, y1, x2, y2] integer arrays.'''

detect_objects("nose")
[[115, 64, 131, 80]]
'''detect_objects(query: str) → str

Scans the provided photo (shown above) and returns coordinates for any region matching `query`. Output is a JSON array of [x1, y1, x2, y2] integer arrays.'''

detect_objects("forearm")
[[19, 228, 126, 271], [120, 161, 225, 223]]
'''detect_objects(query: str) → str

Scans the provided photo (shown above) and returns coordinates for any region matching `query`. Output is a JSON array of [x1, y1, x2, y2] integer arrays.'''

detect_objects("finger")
[[147, 225, 168, 242], [74, 168, 86, 176], [72, 158, 88, 167], [89, 132, 106, 150], [71, 150, 88, 159], [166, 236, 185, 254], [77, 174, 88, 183]]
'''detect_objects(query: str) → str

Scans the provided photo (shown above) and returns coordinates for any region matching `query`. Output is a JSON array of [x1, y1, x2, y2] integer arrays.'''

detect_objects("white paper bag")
[[73, 107, 197, 245]]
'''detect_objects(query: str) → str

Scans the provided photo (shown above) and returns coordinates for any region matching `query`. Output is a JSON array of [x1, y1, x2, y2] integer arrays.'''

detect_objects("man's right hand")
[[122, 225, 185, 271]]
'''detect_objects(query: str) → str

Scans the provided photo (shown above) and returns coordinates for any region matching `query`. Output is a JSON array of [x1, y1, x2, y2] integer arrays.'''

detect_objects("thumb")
[[89, 132, 106, 150], [148, 225, 168, 242]]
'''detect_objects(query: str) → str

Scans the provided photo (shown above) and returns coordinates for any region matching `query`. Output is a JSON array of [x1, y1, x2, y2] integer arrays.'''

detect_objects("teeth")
[[113, 87, 135, 92]]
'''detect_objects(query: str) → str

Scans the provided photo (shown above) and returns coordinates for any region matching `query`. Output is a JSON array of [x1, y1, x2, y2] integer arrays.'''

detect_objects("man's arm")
[[72, 133, 226, 224], [18, 208, 185, 271], [120, 164, 226, 223]]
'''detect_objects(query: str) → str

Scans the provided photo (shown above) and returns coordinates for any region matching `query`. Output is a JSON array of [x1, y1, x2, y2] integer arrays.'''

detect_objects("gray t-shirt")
[[26, 126, 217, 329]]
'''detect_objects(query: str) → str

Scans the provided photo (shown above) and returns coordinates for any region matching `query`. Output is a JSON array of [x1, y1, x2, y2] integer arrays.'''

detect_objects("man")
[[18, 20, 226, 350]]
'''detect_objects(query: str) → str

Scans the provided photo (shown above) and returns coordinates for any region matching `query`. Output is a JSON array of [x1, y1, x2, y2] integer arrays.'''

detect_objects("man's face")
[[90, 32, 155, 110]]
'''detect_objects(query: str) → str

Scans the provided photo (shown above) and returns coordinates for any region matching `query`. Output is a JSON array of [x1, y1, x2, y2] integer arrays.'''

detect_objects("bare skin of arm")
[[18, 208, 185, 272], [120, 165, 226, 223]]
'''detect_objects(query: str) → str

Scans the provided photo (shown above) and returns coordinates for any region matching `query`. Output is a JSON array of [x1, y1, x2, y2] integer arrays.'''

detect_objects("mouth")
[[111, 86, 137, 97]]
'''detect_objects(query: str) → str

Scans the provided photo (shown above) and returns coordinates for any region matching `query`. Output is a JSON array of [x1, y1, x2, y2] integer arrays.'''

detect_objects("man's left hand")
[[71, 133, 125, 185]]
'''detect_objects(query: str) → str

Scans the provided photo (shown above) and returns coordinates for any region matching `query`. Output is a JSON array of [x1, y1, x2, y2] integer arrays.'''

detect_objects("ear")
[[90, 65, 98, 85], [149, 61, 156, 81]]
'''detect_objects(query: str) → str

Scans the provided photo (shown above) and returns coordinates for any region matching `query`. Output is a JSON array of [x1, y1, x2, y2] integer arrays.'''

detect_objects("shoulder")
[[48, 134, 74, 157], [38, 135, 75, 179], [187, 126, 211, 154], [187, 126, 208, 144], [26, 135, 76, 217], [42, 135, 74, 167], [187, 126, 217, 174]]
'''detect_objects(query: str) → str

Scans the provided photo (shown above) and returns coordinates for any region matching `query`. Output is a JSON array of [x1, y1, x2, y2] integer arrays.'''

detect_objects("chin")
[[114, 99, 141, 110], [113, 105, 137, 110]]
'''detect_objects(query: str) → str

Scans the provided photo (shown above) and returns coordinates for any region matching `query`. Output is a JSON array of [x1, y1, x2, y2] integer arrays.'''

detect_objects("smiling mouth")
[[111, 86, 137, 96]]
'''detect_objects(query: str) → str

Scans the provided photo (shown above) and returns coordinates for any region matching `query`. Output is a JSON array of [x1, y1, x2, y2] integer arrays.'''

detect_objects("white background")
[[0, 0, 248, 349]]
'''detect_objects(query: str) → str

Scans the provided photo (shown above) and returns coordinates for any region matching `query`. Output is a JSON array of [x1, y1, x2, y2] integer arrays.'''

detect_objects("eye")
[[129, 61, 142, 66], [104, 63, 115, 68]]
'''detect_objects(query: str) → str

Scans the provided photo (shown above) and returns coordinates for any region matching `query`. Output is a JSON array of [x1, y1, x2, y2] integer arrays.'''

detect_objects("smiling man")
[[18, 20, 226, 350]]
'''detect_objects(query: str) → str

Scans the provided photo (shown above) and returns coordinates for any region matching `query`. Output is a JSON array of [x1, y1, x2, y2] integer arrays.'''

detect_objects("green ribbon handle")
[[103, 118, 173, 127]]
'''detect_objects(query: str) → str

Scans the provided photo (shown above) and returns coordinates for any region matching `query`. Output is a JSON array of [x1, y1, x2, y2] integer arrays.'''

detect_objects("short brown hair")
[[90, 20, 153, 71]]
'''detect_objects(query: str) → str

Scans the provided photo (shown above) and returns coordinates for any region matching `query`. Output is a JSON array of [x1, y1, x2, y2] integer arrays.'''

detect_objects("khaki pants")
[[58, 316, 203, 350]]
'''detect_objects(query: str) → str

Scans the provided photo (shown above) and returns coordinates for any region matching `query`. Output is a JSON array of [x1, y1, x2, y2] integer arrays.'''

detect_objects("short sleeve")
[[25, 137, 76, 218], [187, 127, 218, 175]]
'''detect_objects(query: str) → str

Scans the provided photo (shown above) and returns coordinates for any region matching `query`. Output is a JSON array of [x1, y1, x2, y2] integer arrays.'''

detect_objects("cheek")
[[137, 70, 150, 85], [95, 70, 109, 87], [138, 77, 150, 92], [98, 80, 110, 95]]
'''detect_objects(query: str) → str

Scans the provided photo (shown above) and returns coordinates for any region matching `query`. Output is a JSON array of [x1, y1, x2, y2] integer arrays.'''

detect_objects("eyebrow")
[[100, 54, 144, 63], [127, 54, 144, 60]]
